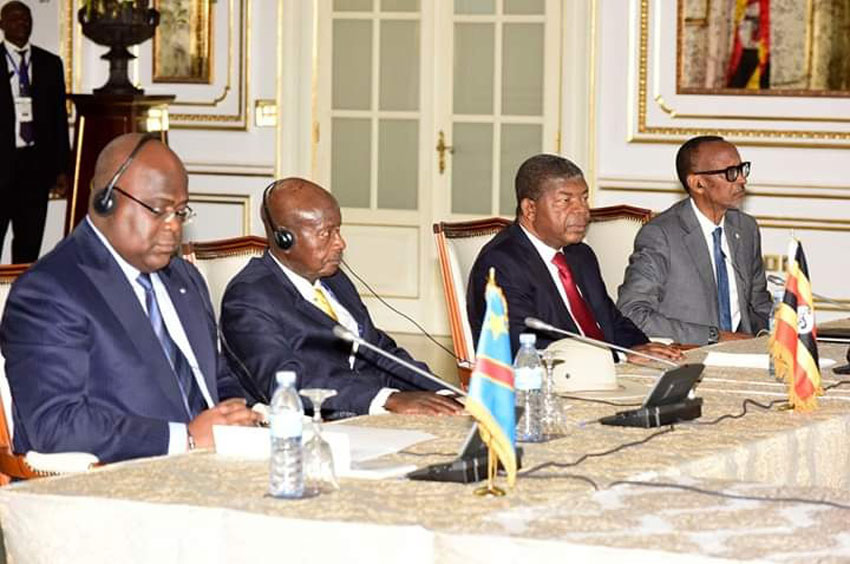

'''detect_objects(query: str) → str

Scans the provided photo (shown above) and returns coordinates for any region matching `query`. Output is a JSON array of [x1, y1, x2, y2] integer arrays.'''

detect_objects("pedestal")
[[65, 94, 175, 234]]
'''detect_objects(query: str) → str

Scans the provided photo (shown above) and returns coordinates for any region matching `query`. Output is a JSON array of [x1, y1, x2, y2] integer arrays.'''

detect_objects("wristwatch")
[[707, 325, 720, 344]]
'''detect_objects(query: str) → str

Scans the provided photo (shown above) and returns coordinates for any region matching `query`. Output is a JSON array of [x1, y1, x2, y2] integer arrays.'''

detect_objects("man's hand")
[[627, 342, 685, 364], [50, 173, 69, 199], [384, 391, 464, 416], [718, 331, 753, 342], [187, 398, 263, 449]]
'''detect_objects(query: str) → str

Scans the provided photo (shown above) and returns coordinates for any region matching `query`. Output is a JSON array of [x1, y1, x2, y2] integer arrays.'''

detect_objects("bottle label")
[[270, 412, 303, 439], [514, 367, 543, 390]]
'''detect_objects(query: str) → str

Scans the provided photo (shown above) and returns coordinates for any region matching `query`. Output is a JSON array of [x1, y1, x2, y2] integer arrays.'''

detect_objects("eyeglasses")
[[113, 186, 196, 225], [692, 161, 751, 182]]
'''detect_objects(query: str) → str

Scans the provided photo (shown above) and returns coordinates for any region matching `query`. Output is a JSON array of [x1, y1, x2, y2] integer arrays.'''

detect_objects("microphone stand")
[[332, 325, 467, 397], [523, 317, 679, 368]]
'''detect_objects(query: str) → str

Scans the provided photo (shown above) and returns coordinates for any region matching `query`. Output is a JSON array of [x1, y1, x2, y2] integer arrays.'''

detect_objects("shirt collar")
[[3, 41, 31, 57], [268, 250, 324, 298], [519, 223, 560, 263], [689, 197, 724, 237], [86, 216, 142, 285]]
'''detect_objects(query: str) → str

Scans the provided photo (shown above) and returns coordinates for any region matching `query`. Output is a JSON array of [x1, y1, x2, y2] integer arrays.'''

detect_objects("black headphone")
[[261, 180, 295, 250], [93, 134, 158, 216]]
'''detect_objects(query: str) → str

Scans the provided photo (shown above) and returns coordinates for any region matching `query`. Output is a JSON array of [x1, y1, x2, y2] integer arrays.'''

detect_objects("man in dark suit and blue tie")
[[0, 133, 260, 463], [221, 178, 463, 418], [0, 1, 70, 263], [467, 154, 682, 363]]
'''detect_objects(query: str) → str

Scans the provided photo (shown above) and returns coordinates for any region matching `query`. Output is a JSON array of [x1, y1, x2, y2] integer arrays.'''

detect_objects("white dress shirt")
[[268, 253, 396, 414], [87, 217, 214, 454], [519, 224, 590, 337], [689, 198, 741, 331], [3, 40, 33, 148]]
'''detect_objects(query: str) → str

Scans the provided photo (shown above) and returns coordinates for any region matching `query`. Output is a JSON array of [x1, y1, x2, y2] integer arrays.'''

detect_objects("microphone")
[[767, 274, 850, 312], [332, 325, 467, 397], [523, 317, 679, 368]]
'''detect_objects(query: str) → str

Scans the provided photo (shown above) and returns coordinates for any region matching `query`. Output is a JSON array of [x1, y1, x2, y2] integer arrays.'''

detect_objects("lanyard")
[[4, 48, 29, 84]]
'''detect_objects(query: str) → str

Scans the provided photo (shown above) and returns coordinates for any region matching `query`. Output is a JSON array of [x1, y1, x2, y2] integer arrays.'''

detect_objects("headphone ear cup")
[[275, 228, 294, 250], [93, 188, 116, 216]]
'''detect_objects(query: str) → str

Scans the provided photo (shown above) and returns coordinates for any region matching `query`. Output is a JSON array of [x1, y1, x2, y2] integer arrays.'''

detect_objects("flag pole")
[[474, 444, 505, 497]]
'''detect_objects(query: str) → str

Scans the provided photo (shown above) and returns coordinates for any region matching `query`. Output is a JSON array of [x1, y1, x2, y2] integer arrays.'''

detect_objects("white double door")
[[313, 0, 564, 334]]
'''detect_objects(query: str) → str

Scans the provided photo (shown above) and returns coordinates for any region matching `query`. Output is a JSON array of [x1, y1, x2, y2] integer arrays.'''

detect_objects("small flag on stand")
[[769, 239, 821, 411], [465, 268, 517, 494]]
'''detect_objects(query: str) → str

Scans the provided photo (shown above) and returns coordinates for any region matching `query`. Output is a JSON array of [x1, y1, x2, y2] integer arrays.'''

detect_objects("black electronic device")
[[407, 408, 524, 483], [261, 181, 295, 250], [600, 363, 705, 428], [93, 134, 157, 216]]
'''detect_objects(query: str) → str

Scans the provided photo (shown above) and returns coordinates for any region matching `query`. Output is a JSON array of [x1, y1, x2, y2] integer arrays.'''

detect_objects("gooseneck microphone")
[[767, 274, 850, 312], [332, 325, 467, 397], [523, 317, 679, 368]]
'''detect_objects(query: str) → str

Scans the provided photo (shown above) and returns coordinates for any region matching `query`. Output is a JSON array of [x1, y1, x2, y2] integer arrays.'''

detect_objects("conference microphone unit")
[[523, 317, 679, 368], [767, 274, 850, 313], [331, 325, 467, 397]]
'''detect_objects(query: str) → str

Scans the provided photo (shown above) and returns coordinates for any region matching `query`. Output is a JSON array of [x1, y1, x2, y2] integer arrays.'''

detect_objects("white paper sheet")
[[704, 352, 837, 370]]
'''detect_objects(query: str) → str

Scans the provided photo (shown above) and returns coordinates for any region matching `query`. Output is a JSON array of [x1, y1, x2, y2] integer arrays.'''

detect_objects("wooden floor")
[[388, 332, 461, 388]]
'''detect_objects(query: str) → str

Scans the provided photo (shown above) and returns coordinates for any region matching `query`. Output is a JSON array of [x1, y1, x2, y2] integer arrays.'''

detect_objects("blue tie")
[[137, 274, 206, 420], [16, 50, 33, 144], [712, 227, 732, 332]]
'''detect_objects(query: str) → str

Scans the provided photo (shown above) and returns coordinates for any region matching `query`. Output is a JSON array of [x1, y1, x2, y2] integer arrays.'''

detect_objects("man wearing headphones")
[[617, 135, 772, 345], [220, 178, 463, 418], [0, 133, 260, 463]]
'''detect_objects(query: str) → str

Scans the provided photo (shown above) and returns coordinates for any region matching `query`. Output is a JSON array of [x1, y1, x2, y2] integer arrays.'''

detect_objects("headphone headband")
[[262, 180, 295, 250], [93, 134, 159, 216]]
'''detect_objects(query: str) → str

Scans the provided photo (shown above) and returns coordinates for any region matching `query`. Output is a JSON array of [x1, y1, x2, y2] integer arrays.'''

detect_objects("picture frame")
[[677, 0, 850, 97], [152, 0, 213, 84]]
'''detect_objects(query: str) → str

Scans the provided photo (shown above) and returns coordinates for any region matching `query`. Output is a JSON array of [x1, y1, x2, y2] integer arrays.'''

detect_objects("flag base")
[[474, 485, 506, 497]]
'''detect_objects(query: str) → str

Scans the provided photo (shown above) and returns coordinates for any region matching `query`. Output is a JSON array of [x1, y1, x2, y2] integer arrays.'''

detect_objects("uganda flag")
[[726, 0, 770, 89], [769, 239, 820, 411], [466, 268, 517, 487]]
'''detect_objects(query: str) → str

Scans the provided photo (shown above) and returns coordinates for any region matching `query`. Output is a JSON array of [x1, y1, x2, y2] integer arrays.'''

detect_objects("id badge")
[[15, 97, 33, 123]]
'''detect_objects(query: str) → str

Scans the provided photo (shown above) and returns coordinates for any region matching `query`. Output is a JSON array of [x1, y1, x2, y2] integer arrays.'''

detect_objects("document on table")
[[704, 352, 837, 370]]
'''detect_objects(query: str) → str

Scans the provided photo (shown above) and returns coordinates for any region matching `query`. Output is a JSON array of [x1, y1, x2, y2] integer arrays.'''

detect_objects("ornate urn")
[[78, 0, 160, 95]]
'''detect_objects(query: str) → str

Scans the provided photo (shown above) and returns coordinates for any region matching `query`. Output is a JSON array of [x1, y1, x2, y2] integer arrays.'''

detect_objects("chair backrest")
[[0, 264, 31, 455], [433, 218, 512, 384], [585, 205, 653, 300], [183, 236, 269, 320]]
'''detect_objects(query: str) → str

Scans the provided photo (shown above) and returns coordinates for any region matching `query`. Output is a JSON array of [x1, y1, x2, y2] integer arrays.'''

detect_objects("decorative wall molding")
[[188, 193, 252, 236]]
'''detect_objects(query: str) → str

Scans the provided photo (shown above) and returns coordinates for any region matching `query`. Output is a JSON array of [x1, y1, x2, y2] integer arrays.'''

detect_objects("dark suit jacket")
[[0, 221, 246, 463], [617, 198, 771, 344], [467, 223, 648, 356], [0, 43, 69, 187], [220, 252, 445, 418]]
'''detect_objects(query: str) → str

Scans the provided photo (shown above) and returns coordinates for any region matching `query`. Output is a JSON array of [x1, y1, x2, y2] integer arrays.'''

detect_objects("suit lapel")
[[510, 225, 573, 326], [679, 200, 719, 323], [0, 45, 13, 124], [261, 252, 338, 330], [75, 222, 186, 416], [724, 211, 750, 325], [159, 262, 217, 400]]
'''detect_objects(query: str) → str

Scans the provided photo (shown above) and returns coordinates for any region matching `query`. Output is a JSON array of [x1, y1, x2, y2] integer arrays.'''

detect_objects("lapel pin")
[[179, 287, 187, 294], [735, 233, 740, 239]]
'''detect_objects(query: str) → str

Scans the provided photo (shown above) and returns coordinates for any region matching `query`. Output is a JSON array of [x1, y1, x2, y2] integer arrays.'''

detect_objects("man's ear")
[[520, 198, 536, 222], [687, 174, 703, 195]]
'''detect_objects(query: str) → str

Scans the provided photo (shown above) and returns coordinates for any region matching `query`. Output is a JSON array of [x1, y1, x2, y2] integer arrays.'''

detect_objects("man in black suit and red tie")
[[0, 1, 69, 263], [467, 153, 683, 363]]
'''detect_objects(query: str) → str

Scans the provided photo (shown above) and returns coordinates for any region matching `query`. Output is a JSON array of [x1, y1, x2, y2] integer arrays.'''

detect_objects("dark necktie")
[[551, 252, 604, 340], [16, 50, 33, 144], [137, 274, 206, 420], [712, 227, 732, 332]]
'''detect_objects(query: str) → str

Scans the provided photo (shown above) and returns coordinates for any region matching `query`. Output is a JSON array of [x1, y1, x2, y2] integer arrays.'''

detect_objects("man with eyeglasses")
[[617, 135, 771, 345], [0, 133, 261, 463]]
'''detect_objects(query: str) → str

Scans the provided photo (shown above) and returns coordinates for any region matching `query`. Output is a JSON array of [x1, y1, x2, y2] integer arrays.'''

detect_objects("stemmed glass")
[[299, 388, 339, 495], [539, 349, 561, 437]]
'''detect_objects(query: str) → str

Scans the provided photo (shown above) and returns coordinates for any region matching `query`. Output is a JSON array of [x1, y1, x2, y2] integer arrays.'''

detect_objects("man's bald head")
[[89, 133, 189, 273], [263, 177, 345, 283], [0, 1, 32, 48]]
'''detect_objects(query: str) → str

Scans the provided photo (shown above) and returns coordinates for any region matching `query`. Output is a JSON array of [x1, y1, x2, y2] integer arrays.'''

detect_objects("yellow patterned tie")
[[313, 286, 338, 321]]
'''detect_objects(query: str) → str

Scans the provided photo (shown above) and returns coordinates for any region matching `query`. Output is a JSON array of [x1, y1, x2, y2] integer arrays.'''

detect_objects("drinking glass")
[[300, 388, 339, 495], [540, 349, 562, 436]]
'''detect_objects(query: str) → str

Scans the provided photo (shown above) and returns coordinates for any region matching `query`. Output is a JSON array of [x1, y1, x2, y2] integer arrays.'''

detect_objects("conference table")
[[2, 332, 850, 563]]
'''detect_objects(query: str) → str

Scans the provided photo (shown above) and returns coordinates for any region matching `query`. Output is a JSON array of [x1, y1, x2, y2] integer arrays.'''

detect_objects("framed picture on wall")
[[152, 0, 212, 84]]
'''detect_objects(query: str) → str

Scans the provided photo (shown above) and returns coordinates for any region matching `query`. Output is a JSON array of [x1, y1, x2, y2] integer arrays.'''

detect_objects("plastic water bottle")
[[768, 290, 783, 380], [269, 370, 304, 498], [514, 333, 544, 442]]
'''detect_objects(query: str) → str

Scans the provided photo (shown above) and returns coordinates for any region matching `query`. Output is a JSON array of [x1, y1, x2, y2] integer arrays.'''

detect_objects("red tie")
[[551, 252, 604, 340]]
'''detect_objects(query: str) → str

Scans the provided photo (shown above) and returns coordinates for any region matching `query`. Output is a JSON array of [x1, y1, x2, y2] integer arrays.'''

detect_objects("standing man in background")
[[0, 1, 69, 263]]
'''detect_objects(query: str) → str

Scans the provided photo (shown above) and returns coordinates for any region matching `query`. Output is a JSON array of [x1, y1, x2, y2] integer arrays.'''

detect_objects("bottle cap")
[[519, 333, 537, 346], [275, 370, 297, 387]]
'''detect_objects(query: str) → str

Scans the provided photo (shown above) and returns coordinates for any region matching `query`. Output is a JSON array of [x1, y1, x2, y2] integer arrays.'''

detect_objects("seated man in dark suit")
[[0, 133, 260, 463], [467, 154, 682, 363], [220, 178, 462, 418]]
